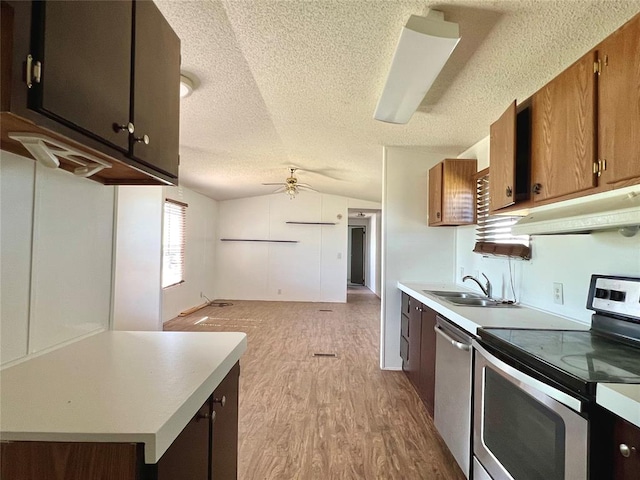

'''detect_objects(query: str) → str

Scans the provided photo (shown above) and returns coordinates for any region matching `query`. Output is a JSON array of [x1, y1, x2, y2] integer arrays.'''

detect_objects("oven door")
[[473, 343, 588, 480]]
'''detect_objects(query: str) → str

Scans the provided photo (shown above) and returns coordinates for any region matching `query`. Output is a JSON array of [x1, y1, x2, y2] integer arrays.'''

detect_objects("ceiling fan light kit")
[[374, 10, 460, 124], [263, 168, 317, 198]]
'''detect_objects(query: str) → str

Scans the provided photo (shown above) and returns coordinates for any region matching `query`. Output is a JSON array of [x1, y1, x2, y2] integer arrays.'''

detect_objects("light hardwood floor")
[[164, 288, 465, 480]]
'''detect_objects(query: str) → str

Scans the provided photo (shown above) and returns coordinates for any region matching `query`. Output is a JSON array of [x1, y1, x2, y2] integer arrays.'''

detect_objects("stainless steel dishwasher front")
[[433, 315, 474, 479]]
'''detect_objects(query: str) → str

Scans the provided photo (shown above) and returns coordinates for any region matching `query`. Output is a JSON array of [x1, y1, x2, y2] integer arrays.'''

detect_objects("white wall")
[[162, 186, 218, 322], [1, 152, 114, 365], [215, 192, 355, 302], [456, 138, 640, 324], [112, 186, 163, 331], [381, 146, 461, 370]]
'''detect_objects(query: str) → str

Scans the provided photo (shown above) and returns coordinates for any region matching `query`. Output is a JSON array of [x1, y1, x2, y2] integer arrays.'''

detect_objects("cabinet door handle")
[[506, 186, 513, 197], [436, 211, 441, 219], [620, 444, 636, 458], [197, 410, 217, 424], [213, 395, 226, 407], [113, 122, 135, 134], [415, 306, 423, 312], [532, 183, 542, 195], [135, 134, 150, 145]]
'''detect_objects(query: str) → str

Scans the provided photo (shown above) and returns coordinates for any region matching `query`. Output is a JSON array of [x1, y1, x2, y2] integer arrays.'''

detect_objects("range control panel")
[[588, 275, 640, 320]]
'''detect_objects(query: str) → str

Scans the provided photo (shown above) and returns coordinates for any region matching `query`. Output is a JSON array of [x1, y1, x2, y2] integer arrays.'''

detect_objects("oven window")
[[483, 369, 565, 480]]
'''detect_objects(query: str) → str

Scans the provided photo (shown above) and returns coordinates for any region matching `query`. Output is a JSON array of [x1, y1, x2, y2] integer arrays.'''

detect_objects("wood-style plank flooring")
[[164, 287, 465, 480]]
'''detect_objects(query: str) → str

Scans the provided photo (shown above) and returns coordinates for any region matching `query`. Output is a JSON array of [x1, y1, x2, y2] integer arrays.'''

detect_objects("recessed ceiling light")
[[180, 74, 195, 98]]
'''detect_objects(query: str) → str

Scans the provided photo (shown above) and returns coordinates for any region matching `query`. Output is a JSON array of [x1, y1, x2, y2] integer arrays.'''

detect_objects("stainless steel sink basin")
[[423, 290, 484, 299], [444, 297, 519, 308]]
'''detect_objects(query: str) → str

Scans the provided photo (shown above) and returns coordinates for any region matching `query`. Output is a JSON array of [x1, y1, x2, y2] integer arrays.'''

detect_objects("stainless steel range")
[[472, 274, 640, 480]]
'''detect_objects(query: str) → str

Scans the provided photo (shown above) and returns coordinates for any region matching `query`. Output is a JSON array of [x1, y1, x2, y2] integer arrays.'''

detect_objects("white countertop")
[[0, 331, 247, 463], [597, 384, 640, 428], [398, 282, 589, 335]]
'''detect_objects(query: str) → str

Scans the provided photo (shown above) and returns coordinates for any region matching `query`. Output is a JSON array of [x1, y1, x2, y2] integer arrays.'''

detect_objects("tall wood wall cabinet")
[[490, 12, 640, 213], [428, 159, 477, 226], [0, 0, 180, 185]]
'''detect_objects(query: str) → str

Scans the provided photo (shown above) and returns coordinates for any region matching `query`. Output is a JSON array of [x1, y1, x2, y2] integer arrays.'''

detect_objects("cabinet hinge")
[[593, 59, 602, 75], [25, 54, 42, 88]]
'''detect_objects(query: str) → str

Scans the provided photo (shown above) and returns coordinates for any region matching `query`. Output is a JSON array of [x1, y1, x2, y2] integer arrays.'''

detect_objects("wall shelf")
[[220, 238, 298, 243], [285, 221, 336, 225]]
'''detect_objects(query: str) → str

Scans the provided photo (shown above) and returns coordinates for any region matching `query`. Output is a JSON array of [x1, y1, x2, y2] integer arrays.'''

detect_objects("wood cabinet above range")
[[0, 0, 180, 186], [490, 12, 640, 214]]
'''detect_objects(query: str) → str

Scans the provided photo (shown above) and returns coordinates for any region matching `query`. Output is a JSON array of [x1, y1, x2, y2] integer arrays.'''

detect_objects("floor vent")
[[313, 353, 337, 358], [318, 309, 333, 312]]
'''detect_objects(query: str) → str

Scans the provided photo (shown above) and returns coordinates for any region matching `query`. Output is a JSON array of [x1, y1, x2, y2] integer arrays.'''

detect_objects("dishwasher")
[[433, 315, 474, 479]]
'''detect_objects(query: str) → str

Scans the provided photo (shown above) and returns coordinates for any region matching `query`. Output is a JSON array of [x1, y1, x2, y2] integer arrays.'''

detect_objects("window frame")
[[162, 198, 187, 289], [474, 168, 531, 260]]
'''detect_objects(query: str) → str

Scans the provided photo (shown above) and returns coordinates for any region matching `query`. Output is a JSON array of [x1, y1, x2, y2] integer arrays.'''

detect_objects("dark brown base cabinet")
[[0, 363, 240, 480], [400, 293, 436, 416]]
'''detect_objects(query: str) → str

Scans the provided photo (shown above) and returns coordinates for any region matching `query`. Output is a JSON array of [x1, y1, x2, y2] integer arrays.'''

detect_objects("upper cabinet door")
[[31, 1, 132, 151], [132, 0, 180, 178], [428, 162, 443, 225], [489, 101, 516, 212], [598, 13, 640, 185], [531, 51, 597, 202]]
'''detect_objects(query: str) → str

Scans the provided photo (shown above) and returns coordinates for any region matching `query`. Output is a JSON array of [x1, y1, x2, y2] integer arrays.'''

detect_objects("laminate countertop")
[[398, 282, 640, 429], [0, 331, 247, 463], [398, 282, 589, 334]]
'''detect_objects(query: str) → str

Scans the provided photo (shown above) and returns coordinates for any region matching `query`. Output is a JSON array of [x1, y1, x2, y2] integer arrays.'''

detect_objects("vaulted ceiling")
[[155, 0, 640, 203]]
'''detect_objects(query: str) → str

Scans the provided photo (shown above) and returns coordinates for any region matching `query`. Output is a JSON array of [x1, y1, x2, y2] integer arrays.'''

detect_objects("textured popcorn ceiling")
[[155, 0, 640, 202]]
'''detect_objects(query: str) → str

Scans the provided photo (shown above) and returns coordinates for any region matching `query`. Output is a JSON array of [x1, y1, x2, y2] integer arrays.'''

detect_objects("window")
[[162, 199, 187, 288], [474, 169, 531, 259]]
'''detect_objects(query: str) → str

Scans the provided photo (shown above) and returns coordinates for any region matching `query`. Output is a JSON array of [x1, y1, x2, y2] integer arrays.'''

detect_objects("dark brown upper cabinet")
[[428, 158, 477, 226], [0, 0, 180, 185], [531, 50, 598, 203], [597, 13, 640, 187], [489, 100, 531, 214]]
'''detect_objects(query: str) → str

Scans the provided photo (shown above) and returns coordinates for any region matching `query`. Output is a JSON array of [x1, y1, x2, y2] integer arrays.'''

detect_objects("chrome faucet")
[[463, 273, 492, 298]]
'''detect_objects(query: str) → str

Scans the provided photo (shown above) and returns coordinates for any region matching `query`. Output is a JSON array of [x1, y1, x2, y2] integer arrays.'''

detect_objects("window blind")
[[162, 199, 187, 288], [474, 171, 531, 259]]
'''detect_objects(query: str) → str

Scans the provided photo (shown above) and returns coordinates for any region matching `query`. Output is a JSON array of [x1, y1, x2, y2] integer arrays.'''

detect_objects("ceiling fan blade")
[[273, 186, 287, 193], [298, 185, 318, 192], [287, 164, 346, 181], [262, 182, 286, 186]]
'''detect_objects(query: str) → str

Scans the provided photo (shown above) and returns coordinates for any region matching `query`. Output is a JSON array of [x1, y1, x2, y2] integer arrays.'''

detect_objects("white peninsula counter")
[[0, 331, 247, 464]]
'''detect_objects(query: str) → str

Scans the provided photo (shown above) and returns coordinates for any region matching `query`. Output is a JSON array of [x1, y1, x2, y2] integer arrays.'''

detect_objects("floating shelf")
[[285, 221, 336, 225], [220, 238, 299, 243]]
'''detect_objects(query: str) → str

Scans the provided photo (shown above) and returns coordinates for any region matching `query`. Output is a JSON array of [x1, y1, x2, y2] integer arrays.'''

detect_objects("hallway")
[[164, 292, 464, 479]]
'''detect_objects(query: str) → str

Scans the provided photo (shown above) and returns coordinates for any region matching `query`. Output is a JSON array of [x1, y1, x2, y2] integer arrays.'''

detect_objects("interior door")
[[350, 227, 365, 285], [31, 1, 132, 151]]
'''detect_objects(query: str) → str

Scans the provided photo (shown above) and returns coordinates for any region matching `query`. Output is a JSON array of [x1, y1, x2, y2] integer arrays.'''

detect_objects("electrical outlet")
[[278, 289, 282, 295], [553, 283, 564, 305], [200, 291, 203, 298], [337, 252, 342, 259], [459, 267, 465, 278]]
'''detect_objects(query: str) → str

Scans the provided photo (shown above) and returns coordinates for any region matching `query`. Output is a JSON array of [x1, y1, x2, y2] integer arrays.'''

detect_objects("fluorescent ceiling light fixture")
[[374, 11, 460, 124], [180, 74, 195, 98]]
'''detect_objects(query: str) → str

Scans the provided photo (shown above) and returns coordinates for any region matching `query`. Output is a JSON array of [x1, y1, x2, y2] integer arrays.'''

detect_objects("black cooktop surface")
[[479, 328, 640, 386]]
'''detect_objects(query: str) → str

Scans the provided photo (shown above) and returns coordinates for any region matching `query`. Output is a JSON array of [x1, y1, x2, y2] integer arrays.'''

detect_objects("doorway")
[[349, 226, 365, 285]]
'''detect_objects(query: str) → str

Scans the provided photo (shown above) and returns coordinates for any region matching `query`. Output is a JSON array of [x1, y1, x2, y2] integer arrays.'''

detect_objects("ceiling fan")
[[262, 168, 317, 198]]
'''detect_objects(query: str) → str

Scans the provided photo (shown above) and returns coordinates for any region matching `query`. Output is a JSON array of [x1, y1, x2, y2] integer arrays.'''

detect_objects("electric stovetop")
[[479, 274, 640, 399]]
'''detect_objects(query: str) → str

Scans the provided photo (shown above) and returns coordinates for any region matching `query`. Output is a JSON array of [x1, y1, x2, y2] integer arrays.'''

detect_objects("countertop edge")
[[596, 384, 640, 428]]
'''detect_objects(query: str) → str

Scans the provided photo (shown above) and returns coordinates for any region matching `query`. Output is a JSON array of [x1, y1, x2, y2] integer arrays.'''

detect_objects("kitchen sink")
[[422, 290, 518, 307], [444, 297, 519, 308], [422, 290, 484, 299]]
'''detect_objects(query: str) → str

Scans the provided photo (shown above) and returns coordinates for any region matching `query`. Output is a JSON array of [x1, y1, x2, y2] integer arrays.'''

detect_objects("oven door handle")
[[473, 341, 583, 412]]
